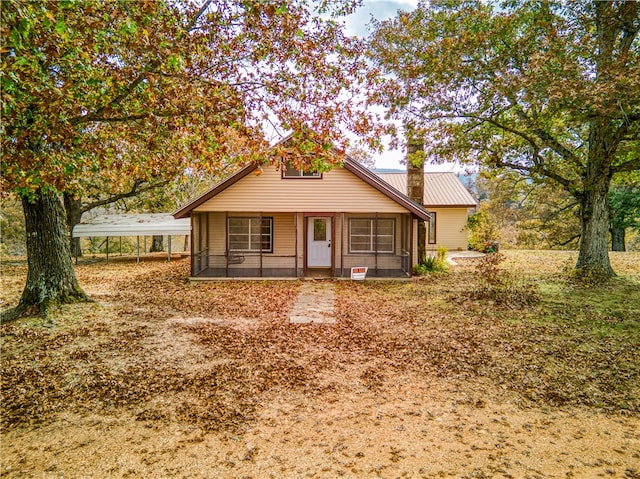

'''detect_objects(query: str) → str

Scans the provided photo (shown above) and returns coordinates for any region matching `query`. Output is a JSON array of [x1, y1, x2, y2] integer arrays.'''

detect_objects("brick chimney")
[[406, 128, 426, 264], [406, 137, 424, 206]]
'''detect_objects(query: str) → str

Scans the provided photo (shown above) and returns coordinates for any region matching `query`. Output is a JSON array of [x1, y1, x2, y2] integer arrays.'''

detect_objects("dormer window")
[[282, 161, 322, 179]]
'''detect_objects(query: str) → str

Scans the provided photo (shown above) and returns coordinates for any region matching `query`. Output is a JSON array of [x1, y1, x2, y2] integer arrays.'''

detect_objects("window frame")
[[281, 161, 322, 179], [348, 218, 395, 254], [227, 216, 274, 253], [428, 212, 437, 244]]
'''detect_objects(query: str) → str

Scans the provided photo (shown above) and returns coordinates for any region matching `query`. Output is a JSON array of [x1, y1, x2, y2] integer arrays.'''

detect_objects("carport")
[[72, 213, 191, 262]]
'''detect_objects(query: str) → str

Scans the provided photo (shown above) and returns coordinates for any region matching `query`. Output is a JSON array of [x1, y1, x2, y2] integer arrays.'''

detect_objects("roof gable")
[[173, 159, 431, 220]]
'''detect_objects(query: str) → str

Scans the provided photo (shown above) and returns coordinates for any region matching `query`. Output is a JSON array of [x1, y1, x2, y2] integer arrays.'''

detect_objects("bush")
[[467, 206, 500, 252], [469, 252, 539, 307], [414, 246, 449, 275]]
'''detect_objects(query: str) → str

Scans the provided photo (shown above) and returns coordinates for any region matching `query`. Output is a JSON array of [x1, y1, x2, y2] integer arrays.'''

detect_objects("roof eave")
[[343, 158, 432, 221], [172, 163, 259, 219]]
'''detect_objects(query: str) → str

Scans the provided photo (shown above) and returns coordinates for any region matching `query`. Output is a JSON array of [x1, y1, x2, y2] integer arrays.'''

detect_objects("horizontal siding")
[[194, 166, 407, 213], [429, 208, 469, 251]]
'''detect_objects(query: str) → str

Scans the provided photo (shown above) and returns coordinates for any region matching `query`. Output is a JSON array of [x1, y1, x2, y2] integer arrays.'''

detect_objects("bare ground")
[[1, 251, 639, 478]]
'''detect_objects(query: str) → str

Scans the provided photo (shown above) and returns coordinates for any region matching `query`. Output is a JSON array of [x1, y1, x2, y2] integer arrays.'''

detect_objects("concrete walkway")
[[447, 250, 485, 265], [289, 282, 335, 324]]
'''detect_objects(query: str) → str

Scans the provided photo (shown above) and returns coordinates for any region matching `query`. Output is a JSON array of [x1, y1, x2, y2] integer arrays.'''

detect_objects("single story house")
[[173, 157, 432, 278], [376, 172, 478, 251]]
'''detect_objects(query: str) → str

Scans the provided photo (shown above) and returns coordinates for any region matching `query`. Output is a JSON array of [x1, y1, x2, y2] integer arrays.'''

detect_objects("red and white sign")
[[351, 267, 368, 281]]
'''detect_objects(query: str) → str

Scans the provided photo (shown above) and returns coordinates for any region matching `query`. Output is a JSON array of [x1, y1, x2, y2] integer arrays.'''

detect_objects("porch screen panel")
[[376, 219, 394, 253], [350, 219, 374, 252], [349, 218, 394, 253]]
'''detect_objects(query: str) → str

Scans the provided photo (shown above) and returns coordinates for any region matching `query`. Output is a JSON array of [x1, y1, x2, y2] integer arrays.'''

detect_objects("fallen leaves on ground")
[[2, 252, 639, 436]]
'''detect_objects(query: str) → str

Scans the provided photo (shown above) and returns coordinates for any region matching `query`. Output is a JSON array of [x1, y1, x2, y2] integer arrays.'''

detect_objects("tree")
[[609, 171, 640, 251], [473, 170, 581, 250], [368, 0, 640, 279], [1, 0, 374, 322]]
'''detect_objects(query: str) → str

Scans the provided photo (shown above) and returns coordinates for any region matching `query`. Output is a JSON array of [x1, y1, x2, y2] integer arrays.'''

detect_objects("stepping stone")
[[289, 282, 335, 324]]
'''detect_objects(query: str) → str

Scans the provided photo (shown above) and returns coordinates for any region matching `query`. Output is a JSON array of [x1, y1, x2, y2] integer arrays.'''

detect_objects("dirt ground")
[[1, 251, 639, 478]]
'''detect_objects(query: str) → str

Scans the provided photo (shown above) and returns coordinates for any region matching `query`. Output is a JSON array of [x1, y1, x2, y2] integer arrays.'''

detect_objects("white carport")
[[72, 213, 191, 262]]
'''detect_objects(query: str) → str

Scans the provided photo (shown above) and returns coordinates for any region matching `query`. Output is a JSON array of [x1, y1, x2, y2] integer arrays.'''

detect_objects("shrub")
[[467, 206, 500, 252], [469, 252, 539, 307], [414, 246, 449, 275]]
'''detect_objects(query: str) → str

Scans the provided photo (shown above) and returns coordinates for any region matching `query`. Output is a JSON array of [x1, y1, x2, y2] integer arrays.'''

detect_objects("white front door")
[[307, 217, 332, 267]]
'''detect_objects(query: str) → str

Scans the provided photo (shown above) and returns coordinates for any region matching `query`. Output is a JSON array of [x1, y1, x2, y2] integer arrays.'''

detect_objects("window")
[[313, 218, 327, 241], [428, 212, 436, 244], [349, 218, 395, 253], [228, 217, 273, 253], [282, 161, 321, 178]]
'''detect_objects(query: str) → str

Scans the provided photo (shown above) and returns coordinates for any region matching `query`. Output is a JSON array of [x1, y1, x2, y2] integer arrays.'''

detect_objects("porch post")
[[259, 212, 263, 278], [409, 217, 414, 275], [106, 236, 109, 262], [374, 212, 378, 275], [340, 213, 344, 277], [190, 216, 195, 277], [295, 213, 299, 277], [225, 211, 229, 277]]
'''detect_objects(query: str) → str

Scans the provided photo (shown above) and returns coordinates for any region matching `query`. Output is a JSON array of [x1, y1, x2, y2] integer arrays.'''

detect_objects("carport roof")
[[72, 213, 191, 238]]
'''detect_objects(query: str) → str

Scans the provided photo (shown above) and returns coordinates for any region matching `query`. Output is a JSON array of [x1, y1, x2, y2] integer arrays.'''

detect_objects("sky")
[[340, 1, 465, 173]]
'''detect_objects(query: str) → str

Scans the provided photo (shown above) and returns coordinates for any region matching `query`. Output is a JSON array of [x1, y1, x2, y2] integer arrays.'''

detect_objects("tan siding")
[[194, 166, 407, 213], [208, 212, 226, 255], [428, 208, 469, 251]]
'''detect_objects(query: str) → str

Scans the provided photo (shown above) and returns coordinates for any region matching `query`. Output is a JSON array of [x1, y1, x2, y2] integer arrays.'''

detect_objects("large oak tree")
[[368, 0, 639, 277], [1, 0, 374, 322]]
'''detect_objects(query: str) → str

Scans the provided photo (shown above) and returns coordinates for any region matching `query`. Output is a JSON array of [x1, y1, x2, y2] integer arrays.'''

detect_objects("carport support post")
[[137, 236, 140, 263], [168, 235, 172, 261], [106, 236, 109, 262]]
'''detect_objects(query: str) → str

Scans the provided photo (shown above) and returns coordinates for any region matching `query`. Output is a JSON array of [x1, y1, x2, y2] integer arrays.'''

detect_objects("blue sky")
[[343, 0, 418, 39], [340, 1, 464, 172]]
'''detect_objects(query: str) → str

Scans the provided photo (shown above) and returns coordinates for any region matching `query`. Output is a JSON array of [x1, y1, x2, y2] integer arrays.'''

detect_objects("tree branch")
[[552, 233, 581, 248], [609, 111, 640, 154], [613, 156, 640, 174], [69, 0, 213, 127], [512, 105, 582, 167], [80, 179, 170, 214], [616, 1, 640, 59]]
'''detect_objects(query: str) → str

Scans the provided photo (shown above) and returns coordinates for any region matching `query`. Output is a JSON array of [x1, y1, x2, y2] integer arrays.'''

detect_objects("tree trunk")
[[150, 235, 164, 252], [63, 193, 83, 257], [575, 171, 615, 277], [610, 227, 626, 252], [1, 189, 88, 323]]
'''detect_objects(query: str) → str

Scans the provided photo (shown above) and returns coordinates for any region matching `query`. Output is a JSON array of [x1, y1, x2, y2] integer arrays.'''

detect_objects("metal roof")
[[72, 213, 191, 237], [376, 172, 478, 207]]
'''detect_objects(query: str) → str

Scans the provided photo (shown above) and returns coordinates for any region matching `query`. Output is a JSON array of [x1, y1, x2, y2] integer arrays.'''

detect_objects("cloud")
[[343, 0, 418, 38]]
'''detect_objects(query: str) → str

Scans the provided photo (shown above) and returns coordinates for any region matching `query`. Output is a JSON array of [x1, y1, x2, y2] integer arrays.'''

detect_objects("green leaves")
[[1, 0, 375, 201], [367, 0, 639, 275]]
